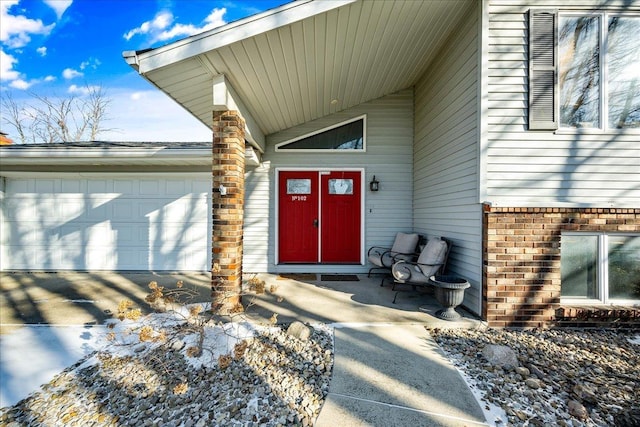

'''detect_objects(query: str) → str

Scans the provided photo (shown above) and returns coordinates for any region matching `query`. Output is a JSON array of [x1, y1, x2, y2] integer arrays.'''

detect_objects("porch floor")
[[1, 271, 482, 333]]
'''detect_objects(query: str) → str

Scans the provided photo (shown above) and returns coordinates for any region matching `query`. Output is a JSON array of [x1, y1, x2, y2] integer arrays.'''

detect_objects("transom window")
[[561, 233, 640, 304], [276, 116, 365, 152], [559, 14, 640, 129]]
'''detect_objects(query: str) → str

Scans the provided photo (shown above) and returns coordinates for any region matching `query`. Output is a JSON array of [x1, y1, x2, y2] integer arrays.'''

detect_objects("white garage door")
[[0, 175, 211, 271]]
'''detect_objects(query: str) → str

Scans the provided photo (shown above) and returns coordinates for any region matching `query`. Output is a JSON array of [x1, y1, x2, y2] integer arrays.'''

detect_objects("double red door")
[[278, 170, 361, 264]]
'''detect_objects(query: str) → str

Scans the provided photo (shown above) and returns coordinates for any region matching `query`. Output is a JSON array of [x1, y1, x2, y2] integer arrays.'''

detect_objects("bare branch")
[[0, 85, 112, 143], [1, 92, 29, 144]]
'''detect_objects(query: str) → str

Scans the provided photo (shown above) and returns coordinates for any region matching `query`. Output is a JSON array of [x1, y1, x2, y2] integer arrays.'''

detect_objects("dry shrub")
[[173, 382, 189, 395], [234, 340, 248, 359], [218, 354, 232, 370]]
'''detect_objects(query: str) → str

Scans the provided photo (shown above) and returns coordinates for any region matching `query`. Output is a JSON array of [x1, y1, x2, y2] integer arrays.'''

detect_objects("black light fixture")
[[369, 175, 379, 192]]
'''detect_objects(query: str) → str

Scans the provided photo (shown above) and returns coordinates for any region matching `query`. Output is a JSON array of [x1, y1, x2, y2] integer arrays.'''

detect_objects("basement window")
[[561, 233, 640, 304], [275, 115, 366, 152]]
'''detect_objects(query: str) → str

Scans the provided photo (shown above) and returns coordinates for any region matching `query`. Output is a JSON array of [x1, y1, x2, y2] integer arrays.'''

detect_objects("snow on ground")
[[0, 325, 105, 408], [0, 305, 264, 408]]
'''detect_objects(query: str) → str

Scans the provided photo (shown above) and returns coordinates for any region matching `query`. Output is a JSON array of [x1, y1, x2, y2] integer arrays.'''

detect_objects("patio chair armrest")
[[391, 260, 425, 283], [391, 251, 420, 263], [367, 246, 391, 257]]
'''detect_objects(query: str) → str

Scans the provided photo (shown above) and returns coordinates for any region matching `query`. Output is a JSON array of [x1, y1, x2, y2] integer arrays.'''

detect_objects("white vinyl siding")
[[413, 2, 481, 315], [243, 90, 414, 273], [0, 175, 211, 271], [483, 0, 640, 208]]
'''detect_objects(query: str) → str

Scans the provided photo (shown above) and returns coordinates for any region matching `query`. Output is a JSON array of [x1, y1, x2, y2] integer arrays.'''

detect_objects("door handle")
[[313, 219, 318, 228]]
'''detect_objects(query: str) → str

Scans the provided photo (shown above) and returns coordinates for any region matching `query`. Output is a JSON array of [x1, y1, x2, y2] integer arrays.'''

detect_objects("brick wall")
[[212, 111, 245, 313], [482, 205, 640, 328]]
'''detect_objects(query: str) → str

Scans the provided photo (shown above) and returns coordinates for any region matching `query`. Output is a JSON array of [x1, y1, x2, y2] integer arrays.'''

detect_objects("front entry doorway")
[[278, 170, 362, 264]]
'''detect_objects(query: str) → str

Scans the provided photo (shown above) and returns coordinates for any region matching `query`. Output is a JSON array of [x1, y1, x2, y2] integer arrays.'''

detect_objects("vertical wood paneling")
[[148, 1, 474, 137], [413, 2, 482, 315], [243, 90, 414, 273]]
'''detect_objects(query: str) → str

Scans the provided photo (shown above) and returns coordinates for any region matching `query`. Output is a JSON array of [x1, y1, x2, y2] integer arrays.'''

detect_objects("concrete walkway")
[[1, 272, 489, 425], [316, 324, 487, 426]]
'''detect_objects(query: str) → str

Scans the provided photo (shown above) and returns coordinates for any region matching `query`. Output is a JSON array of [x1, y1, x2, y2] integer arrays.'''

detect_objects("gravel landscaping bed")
[[0, 322, 333, 427], [431, 327, 640, 427], [2, 318, 638, 427]]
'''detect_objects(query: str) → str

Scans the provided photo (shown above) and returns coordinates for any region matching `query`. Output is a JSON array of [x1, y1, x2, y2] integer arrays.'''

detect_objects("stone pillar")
[[211, 111, 245, 314]]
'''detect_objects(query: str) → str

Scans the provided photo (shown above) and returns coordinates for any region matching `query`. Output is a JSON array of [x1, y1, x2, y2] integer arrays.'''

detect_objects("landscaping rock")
[[286, 321, 311, 341], [482, 344, 519, 369]]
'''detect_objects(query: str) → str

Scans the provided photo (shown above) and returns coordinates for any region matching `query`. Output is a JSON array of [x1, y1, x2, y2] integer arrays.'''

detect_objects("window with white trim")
[[559, 14, 640, 129], [528, 10, 640, 130], [561, 233, 640, 304], [275, 116, 365, 152]]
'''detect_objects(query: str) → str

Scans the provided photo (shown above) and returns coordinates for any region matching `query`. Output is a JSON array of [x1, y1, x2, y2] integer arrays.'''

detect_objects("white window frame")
[[558, 12, 640, 132], [275, 115, 367, 152], [561, 232, 640, 306]]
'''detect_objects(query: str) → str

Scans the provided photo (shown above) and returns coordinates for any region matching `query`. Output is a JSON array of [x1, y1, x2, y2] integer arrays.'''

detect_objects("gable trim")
[[126, 0, 357, 74]]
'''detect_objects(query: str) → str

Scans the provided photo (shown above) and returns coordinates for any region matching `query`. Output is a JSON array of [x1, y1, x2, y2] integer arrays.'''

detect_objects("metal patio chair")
[[367, 232, 420, 279], [389, 237, 451, 303]]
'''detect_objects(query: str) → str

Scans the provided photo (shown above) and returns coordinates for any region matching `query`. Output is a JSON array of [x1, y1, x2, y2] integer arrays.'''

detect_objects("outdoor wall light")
[[214, 184, 227, 196], [369, 175, 379, 192]]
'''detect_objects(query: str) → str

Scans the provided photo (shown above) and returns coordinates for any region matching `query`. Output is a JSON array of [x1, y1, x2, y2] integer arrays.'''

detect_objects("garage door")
[[0, 175, 211, 271]]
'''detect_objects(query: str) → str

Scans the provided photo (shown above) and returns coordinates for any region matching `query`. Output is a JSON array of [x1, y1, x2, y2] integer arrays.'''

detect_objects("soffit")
[[135, 0, 474, 137]]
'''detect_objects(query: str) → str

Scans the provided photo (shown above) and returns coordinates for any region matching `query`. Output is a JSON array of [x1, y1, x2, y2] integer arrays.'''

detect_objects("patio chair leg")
[[392, 291, 399, 304]]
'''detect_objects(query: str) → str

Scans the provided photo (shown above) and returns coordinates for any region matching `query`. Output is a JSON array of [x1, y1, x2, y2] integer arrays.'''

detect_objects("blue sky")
[[0, 0, 287, 142]]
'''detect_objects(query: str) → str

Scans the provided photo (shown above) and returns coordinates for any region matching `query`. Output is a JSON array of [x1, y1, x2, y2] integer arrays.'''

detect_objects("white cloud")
[[44, 75, 56, 82], [8, 76, 53, 90], [124, 8, 227, 43], [68, 84, 100, 95], [9, 78, 31, 90], [43, 0, 72, 19], [0, 0, 55, 49], [0, 49, 21, 81], [123, 11, 173, 41], [62, 68, 83, 79], [36, 46, 47, 56], [79, 57, 101, 70]]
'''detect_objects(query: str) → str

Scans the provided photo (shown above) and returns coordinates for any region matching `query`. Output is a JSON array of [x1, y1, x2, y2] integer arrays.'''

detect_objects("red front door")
[[278, 170, 361, 264], [278, 171, 319, 263], [321, 171, 361, 263]]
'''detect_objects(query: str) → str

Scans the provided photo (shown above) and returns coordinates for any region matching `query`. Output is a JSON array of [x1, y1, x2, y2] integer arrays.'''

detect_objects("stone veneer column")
[[211, 111, 245, 313]]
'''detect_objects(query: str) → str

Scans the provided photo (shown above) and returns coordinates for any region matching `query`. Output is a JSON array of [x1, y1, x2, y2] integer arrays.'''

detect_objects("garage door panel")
[[140, 180, 160, 195], [56, 228, 83, 246], [56, 195, 86, 219], [165, 180, 186, 195], [34, 180, 55, 193], [59, 180, 82, 193], [87, 180, 110, 193], [113, 202, 134, 220], [113, 180, 134, 193], [1, 176, 211, 271]]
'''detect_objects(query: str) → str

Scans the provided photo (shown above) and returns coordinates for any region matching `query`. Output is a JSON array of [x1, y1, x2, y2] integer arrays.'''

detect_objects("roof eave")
[[0, 147, 211, 167], [124, 0, 357, 74]]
